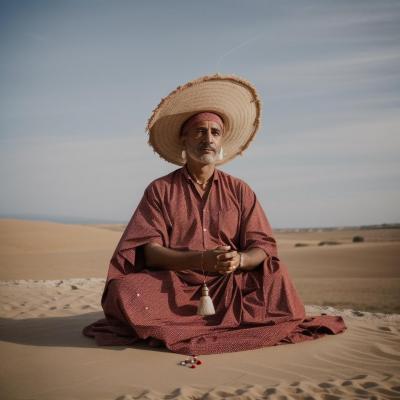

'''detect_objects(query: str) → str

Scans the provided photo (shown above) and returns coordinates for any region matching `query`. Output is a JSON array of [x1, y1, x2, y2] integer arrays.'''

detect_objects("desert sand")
[[0, 218, 399, 399]]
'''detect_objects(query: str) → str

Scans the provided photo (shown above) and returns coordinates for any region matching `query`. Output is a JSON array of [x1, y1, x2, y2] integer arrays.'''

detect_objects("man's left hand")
[[215, 251, 241, 275]]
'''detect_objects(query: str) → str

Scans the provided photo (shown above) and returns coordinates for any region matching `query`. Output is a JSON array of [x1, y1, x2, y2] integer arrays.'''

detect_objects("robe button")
[[145, 306, 149, 310], [136, 293, 140, 296], [203, 228, 207, 232]]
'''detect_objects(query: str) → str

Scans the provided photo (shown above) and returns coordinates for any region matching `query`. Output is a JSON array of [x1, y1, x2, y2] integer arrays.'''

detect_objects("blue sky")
[[1, 0, 399, 228]]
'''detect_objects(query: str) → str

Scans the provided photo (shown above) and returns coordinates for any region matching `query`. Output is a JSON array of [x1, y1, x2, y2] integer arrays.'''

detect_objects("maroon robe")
[[82, 165, 346, 354]]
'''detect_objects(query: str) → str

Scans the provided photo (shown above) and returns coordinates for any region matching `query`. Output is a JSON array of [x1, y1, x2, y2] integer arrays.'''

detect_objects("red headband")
[[180, 112, 224, 136]]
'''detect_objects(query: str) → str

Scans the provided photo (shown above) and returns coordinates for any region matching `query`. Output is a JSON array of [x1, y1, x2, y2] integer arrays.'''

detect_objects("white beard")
[[187, 148, 218, 164]]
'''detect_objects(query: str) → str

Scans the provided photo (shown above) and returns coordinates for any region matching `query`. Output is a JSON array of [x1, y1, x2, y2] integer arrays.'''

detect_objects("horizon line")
[[1, 214, 399, 231]]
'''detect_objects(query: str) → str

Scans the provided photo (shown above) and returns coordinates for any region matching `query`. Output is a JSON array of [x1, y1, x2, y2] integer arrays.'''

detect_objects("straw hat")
[[145, 73, 262, 166]]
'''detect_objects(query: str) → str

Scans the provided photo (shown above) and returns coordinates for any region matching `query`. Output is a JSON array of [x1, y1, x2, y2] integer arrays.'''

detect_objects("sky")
[[1, 0, 399, 228]]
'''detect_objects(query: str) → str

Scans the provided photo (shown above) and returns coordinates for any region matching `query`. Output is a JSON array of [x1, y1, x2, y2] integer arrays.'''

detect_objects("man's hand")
[[202, 245, 241, 275], [215, 250, 241, 275], [203, 245, 232, 272]]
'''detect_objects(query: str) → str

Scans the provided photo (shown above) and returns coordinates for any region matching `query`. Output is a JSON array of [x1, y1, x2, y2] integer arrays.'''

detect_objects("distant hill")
[[1, 214, 399, 231], [0, 213, 126, 225], [275, 223, 400, 232]]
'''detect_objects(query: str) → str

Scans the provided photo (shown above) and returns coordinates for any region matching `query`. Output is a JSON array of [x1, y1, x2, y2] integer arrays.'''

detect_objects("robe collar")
[[182, 163, 219, 183]]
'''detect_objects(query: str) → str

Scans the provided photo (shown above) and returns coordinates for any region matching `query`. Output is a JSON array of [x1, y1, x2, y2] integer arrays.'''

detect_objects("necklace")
[[187, 170, 213, 189], [185, 164, 214, 190], [194, 178, 211, 189]]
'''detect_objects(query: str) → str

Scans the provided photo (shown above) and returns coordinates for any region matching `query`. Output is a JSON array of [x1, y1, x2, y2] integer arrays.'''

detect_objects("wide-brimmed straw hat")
[[145, 73, 262, 166]]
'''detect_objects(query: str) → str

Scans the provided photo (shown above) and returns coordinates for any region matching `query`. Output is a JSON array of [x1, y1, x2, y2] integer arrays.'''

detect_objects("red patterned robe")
[[82, 164, 346, 354]]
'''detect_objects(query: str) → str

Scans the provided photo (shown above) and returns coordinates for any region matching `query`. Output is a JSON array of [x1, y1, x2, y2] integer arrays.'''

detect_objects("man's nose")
[[203, 128, 214, 142]]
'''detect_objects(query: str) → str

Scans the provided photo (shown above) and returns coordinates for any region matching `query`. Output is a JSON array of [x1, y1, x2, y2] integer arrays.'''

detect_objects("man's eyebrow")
[[194, 125, 222, 132]]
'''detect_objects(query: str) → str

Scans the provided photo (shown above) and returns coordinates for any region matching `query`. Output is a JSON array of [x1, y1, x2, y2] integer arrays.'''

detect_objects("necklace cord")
[[201, 251, 206, 283]]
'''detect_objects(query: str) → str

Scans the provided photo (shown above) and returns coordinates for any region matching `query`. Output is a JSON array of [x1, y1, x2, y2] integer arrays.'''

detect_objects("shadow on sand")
[[0, 312, 171, 353]]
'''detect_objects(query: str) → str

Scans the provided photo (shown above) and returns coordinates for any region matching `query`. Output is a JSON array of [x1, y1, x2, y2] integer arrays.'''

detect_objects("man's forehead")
[[190, 120, 223, 129]]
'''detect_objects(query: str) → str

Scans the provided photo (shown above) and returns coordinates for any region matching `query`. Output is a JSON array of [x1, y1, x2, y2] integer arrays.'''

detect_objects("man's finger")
[[217, 251, 237, 261], [217, 260, 235, 268], [215, 245, 231, 251]]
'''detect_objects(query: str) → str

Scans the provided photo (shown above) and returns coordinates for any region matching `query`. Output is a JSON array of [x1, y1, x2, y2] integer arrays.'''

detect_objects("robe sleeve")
[[239, 181, 279, 260], [105, 182, 170, 283]]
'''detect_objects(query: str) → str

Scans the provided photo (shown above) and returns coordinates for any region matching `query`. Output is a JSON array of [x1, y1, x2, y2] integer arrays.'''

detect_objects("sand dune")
[[0, 219, 121, 280], [2, 218, 399, 313], [0, 219, 399, 399]]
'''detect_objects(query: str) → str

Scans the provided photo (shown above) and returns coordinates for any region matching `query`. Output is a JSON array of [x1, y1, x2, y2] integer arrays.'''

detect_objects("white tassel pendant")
[[197, 283, 216, 316]]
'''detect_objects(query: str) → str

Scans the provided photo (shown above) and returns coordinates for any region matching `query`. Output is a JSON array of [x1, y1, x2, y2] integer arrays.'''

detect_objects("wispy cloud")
[[253, 49, 400, 101]]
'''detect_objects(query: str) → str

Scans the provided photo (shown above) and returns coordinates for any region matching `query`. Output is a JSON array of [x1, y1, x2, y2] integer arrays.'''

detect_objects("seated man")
[[82, 74, 346, 355]]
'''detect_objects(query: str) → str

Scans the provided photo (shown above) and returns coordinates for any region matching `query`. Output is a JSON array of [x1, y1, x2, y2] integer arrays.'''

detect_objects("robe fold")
[[82, 165, 347, 355]]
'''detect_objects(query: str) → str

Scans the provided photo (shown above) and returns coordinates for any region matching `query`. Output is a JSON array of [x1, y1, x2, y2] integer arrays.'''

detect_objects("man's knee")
[[101, 278, 125, 309]]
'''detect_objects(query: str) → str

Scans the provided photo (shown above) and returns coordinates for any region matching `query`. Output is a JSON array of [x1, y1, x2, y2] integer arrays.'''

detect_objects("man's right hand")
[[202, 245, 231, 272]]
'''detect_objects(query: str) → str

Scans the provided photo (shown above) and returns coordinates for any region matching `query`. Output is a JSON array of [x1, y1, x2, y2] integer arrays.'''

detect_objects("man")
[[82, 74, 346, 355], [144, 111, 268, 276]]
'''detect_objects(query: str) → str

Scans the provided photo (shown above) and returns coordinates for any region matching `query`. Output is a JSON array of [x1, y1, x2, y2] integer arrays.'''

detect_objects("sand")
[[0, 218, 399, 399]]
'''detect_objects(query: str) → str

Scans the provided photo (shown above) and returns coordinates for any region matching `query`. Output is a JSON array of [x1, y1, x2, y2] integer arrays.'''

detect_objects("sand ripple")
[[114, 374, 400, 399]]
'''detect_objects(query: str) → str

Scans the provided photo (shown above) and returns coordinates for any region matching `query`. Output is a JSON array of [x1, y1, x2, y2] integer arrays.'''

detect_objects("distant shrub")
[[318, 241, 341, 246], [352, 236, 365, 243], [294, 243, 310, 247]]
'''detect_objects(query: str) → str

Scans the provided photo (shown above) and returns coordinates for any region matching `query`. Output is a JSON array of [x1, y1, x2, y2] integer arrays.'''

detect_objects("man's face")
[[180, 120, 223, 164]]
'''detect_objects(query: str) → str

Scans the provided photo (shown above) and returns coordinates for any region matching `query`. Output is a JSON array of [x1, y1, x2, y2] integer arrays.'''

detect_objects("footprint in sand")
[[351, 374, 367, 380], [319, 382, 334, 388], [352, 310, 365, 317], [323, 395, 340, 400], [378, 325, 399, 333], [362, 381, 378, 389]]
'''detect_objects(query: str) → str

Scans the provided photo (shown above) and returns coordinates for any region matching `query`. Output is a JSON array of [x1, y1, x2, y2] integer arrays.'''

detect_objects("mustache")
[[199, 145, 216, 151]]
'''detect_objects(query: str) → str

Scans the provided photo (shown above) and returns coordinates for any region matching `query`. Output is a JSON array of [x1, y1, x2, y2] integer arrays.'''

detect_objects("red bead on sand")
[[190, 364, 196, 369], [196, 360, 202, 365]]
